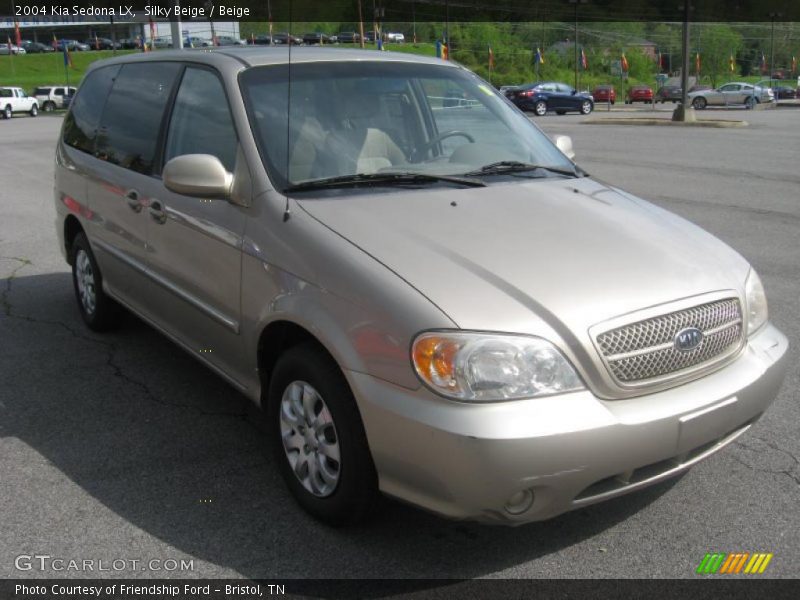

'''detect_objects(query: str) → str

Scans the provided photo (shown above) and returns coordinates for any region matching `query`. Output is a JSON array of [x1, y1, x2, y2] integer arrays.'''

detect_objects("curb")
[[581, 117, 748, 128]]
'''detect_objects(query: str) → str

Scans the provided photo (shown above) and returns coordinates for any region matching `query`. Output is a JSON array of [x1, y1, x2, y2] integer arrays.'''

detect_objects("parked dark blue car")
[[505, 82, 594, 116]]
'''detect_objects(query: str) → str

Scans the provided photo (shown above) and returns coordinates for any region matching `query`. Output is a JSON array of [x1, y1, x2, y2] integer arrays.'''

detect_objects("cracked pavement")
[[1, 111, 798, 579]]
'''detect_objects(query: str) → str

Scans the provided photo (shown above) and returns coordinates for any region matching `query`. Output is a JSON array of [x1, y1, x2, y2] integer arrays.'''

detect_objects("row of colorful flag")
[[482, 45, 797, 75]]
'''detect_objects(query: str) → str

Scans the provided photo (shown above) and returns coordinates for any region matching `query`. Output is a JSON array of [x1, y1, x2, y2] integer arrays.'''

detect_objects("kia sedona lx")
[[55, 48, 788, 525]]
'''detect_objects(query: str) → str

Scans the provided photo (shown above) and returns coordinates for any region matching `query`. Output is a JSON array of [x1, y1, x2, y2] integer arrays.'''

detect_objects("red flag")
[[620, 52, 629, 72], [581, 47, 588, 70], [442, 43, 448, 60], [14, 21, 21, 47], [149, 19, 156, 50], [695, 52, 701, 75], [488, 46, 495, 70]]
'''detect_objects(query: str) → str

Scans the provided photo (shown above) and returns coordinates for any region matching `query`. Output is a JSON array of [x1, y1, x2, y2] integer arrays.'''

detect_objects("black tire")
[[745, 96, 757, 110], [533, 100, 547, 116], [692, 97, 707, 109], [70, 232, 123, 331], [268, 343, 378, 525], [29, 104, 38, 117], [43, 101, 55, 112], [2, 105, 11, 119]]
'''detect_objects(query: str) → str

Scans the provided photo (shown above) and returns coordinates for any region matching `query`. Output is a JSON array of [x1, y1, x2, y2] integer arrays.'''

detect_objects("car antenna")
[[283, 0, 293, 223]]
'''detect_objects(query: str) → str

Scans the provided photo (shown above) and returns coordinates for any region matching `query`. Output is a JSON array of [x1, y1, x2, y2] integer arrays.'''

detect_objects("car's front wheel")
[[268, 344, 378, 525], [692, 97, 707, 109], [580, 100, 593, 114], [70, 233, 123, 331], [533, 100, 548, 116], [29, 104, 38, 117]]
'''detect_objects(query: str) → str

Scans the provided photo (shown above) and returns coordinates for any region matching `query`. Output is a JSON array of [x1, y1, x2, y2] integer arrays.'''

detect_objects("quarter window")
[[95, 62, 181, 175], [164, 67, 237, 172], [62, 65, 120, 153]]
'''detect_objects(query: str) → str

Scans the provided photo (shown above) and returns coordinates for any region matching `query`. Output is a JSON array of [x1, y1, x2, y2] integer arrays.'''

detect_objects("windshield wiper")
[[285, 171, 486, 192], [464, 161, 582, 178]]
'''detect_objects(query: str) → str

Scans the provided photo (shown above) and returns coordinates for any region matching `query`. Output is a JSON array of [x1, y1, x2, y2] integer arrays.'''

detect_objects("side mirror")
[[163, 154, 233, 198], [553, 134, 575, 160]]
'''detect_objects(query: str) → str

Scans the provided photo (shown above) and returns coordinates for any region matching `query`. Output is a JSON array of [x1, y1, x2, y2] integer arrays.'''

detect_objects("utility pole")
[[769, 12, 781, 88], [110, 16, 116, 55], [674, 1, 694, 121], [569, 0, 588, 91], [358, 0, 365, 48], [171, 0, 183, 49]]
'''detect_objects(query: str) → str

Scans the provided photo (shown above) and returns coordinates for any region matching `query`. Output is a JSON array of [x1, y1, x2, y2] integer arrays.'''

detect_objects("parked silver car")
[[689, 82, 774, 109], [55, 48, 788, 525]]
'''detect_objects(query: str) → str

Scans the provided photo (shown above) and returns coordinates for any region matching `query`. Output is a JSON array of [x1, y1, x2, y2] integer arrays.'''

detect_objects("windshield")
[[239, 61, 573, 192]]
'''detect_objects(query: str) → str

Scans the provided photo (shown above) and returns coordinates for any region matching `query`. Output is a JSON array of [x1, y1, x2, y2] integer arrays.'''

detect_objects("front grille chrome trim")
[[592, 296, 745, 388]]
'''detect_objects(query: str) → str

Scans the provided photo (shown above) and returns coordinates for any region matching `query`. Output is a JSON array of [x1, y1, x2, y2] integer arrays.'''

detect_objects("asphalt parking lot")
[[1, 108, 798, 580]]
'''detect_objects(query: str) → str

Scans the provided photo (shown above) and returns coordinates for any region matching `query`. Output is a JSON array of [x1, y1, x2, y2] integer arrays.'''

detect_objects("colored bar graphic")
[[697, 552, 772, 575]]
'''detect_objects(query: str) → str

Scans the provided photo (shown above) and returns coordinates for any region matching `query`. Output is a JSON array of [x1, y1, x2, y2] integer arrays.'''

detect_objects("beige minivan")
[[55, 48, 788, 525]]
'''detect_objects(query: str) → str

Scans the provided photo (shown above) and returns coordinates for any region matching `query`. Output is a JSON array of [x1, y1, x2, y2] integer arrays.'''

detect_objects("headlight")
[[411, 332, 584, 401], [745, 269, 768, 335]]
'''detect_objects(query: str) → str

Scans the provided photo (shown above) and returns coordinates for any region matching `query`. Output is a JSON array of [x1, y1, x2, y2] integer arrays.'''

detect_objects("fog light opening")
[[505, 489, 535, 515]]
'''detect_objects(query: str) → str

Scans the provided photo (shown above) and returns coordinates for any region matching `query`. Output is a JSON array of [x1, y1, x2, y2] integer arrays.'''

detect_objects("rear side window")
[[62, 65, 119, 153], [164, 67, 237, 172], [95, 62, 181, 175], [34, 87, 50, 95]]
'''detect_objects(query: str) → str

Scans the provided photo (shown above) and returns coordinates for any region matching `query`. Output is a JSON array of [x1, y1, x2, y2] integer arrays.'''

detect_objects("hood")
[[296, 177, 749, 347]]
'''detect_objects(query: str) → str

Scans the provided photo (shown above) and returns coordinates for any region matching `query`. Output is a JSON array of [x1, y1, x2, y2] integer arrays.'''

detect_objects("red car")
[[625, 85, 654, 103], [592, 85, 616, 104]]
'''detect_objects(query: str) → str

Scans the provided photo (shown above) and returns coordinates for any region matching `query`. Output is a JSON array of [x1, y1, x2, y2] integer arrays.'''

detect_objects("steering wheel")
[[409, 130, 475, 162]]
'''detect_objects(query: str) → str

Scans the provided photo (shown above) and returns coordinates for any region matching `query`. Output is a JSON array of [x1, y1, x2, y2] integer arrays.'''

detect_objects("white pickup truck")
[[0, 87, 39, 119]]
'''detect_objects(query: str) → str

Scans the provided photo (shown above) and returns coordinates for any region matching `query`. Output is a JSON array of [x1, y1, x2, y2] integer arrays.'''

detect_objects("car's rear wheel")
[[268, 344, 378, 525], [2, 105, 11, 119], [692, 97, 707, 109], [580, 100, 593, 114], [70, 233, 123, 331], [533, 100, 547, 116], [29, 104, 38, 117], [43, 101, 55, 112]]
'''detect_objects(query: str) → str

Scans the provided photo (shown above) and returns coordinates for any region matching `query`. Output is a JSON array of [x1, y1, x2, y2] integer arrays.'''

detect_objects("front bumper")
[[348, 323, 788, 524]]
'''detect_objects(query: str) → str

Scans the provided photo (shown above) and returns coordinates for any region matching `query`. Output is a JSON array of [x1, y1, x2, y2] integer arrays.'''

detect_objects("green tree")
[[696, 24, 743, 87]]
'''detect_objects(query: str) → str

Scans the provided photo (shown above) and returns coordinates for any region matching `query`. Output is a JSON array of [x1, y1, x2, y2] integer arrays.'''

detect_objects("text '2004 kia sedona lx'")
[[55, 48, 788, 525]]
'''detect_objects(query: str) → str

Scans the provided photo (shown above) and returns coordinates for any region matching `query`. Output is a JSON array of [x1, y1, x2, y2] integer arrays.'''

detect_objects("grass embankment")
[[1, 44, 784, 93], [0, 50, 137, 91]]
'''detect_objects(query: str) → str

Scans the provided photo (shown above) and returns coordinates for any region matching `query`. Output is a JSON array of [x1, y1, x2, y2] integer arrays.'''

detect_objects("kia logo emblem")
[[675, 327, 703, 352]]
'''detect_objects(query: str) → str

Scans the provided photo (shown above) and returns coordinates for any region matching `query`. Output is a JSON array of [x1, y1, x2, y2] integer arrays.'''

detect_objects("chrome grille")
[[596, 298, 743, 384]]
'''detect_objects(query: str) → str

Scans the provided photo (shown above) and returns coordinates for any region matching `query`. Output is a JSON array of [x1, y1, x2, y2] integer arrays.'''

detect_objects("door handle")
[[125, 189, 142, 213], [149, 200, 167, 225]]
